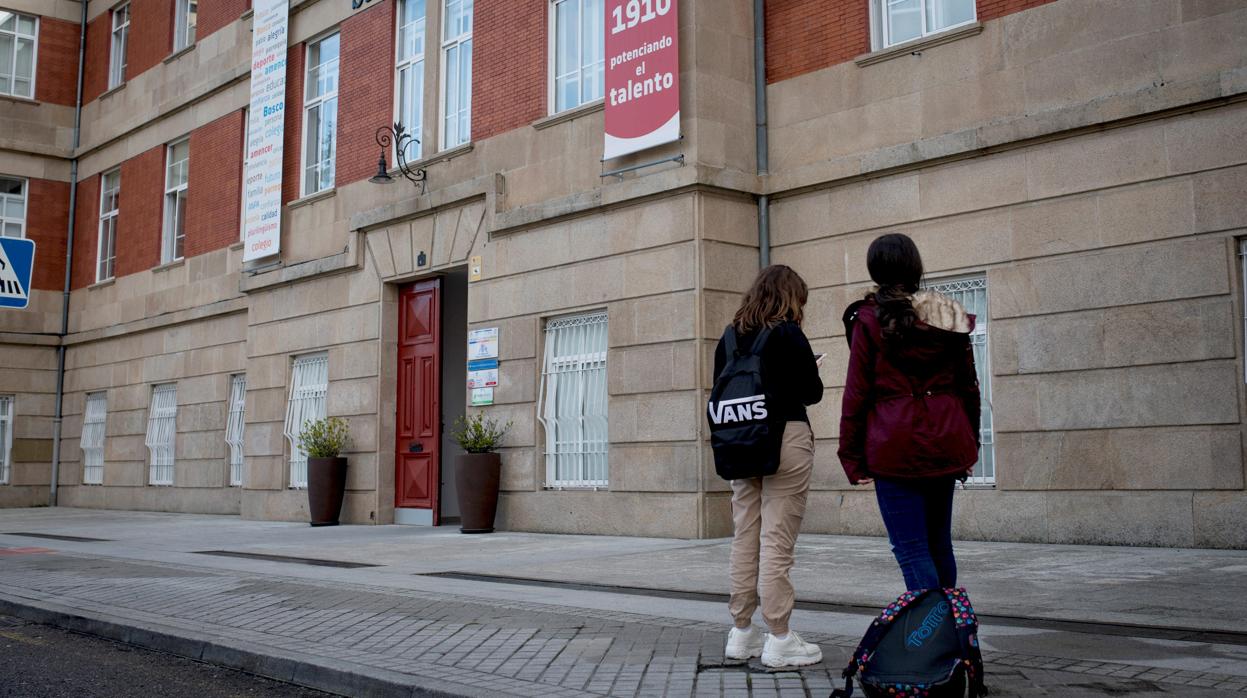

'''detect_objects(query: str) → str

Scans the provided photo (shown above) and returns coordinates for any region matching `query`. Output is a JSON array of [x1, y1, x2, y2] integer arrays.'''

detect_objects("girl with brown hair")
[[713, 264, 825, 669]]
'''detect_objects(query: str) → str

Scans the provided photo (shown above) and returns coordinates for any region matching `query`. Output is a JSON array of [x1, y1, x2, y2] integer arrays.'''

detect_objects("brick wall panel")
[[82, 14, 111, 103], [198, 0, 251, 40], [26, 179, 70, 291], [336, 3, 395, 187], [186, 110, 244, 257], [978, 0, 1058, 22], [116, 146, 167, 278], [36, 17, 80, 106], [472, 0, 546, 141], [127, 0, 174, 80], [71, 174, 99, 290], [282, 44, 305, 204]]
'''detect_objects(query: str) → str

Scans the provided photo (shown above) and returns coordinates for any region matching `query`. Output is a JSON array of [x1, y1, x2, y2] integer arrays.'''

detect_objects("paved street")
[[2, 508, 1247, 697]]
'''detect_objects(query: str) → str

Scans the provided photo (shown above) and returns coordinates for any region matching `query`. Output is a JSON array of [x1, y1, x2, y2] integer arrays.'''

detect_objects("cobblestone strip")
[[1, 551, 1245, 696]]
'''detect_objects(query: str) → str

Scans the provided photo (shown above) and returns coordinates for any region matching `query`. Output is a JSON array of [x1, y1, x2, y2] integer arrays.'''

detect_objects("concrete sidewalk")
[[2, 508, 1246, 697]]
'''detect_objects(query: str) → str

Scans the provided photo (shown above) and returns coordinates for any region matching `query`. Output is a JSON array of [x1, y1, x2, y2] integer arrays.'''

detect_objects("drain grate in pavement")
[[193, 551, 380, 568], [5, 532, 113, 542]]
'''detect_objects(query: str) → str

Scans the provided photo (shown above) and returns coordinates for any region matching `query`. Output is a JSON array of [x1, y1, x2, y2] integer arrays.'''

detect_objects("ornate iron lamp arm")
[[372, 123, 427, 194]]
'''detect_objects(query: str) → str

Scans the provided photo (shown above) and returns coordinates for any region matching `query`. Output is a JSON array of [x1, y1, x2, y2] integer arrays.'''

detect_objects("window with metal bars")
[[226, 374, 246, 487], [538, 312, 608, 488], [921, 275, 994, 485], [145, 383, 177, 486], [284, 354, 328, 489], [0, 395, 12, 485], [82, 392, 108, 485]]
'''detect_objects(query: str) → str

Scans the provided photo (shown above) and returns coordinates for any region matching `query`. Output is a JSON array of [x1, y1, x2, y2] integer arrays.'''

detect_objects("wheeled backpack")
[[707, 324, 778, 480], [831, 588, 987, 698]]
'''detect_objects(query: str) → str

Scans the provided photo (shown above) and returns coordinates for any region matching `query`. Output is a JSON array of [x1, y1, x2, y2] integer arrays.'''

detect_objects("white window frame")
[[173, 0, 197, 52], [0, 175, 26, 239], [162, 139, 189, 263], [537, 311, 608, 489], [0, 10, 38, 99], [82, 392, 108, 485], [394, 0, 427, 162], [284, 353, 327, 489], [226, 374, 246, 487], [145, 383, 178, 486], [548, 0, 604, 115], [870, 0, 976, 50], [922, 274, 994, 486], [97, 169, 119, 282], [301, 32, 340, 197], [439, 0, 472, 150], [109, 3, 129, 88], [0, 395, 12, 485]]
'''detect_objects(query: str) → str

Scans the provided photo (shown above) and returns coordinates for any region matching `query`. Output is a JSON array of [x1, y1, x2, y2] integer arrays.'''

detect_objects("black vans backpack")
[[831, 588, 987, 698], [707, 324, 779, 480]]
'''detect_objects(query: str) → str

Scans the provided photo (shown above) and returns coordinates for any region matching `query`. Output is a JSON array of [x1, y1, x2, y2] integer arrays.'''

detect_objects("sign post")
[[0, 237, 35, 310], [603, 0, 680, 160], [243, 0, 289, 262]]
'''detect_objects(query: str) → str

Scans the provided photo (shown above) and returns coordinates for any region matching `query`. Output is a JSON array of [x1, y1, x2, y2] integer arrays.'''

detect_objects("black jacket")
[[713, 320, 824, 425]]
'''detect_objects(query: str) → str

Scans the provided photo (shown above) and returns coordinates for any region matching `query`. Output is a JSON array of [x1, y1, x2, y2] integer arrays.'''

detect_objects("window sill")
[[229, 240, 245, 251], [532, 99, 604, 131], [152, 257, 186, 273], [100, 83, 126, 100], [241, 8, 254, 20], [287, 187, 336, 210], [855, 22, 983, 67], [420, 142, 474, 168], [0, 93, 39, 107], [163, 44, 197, 65], [88, 277, 116, 290]]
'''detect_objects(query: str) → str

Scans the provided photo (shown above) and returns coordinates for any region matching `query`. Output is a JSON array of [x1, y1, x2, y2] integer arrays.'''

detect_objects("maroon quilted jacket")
[[837, 293, 981, 484]]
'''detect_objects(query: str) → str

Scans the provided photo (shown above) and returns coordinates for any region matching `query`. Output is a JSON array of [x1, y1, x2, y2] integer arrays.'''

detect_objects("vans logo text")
[[708, 395, 768, 425]]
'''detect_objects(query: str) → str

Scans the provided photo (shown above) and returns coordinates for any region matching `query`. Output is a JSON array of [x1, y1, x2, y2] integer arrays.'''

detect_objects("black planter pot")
[[307, 456, 348, 526], [455, 452, 501, 534]]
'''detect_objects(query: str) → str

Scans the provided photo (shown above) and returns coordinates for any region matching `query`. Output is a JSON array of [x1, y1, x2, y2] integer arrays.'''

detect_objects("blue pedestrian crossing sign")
[[0, 237, 35, 309]]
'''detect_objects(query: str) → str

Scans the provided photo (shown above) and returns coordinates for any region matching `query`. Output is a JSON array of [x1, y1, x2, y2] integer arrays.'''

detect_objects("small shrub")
[[451, 413, 512, 454], [298, 417, 351, 459]]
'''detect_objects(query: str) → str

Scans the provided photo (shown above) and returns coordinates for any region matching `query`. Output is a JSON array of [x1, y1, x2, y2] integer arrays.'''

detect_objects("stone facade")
[[1, 0, 1245, 546]]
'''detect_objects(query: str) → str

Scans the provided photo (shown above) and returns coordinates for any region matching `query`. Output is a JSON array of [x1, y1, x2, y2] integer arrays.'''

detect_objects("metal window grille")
[[82, 392, 108, 485], [538, 312, 608, 488], [163, 139, 189, 263], [551, 0, 604, 113], [395, 0, 426, 161], [0, 176, 26, 239], [440, 0, 472, 149], [145, 383, 178, 486], [97, 169, 119, 281], [109, 3, 129, 88], [284, 354, 328, 489], [302, 33, 339, 196], [922, 275, 994, 485], [0, 11, 37, 99], [0, 395, 12, 485], [226, 374, 246, 487], [174, 0, 197, 51], [872, 0, 975, 49]]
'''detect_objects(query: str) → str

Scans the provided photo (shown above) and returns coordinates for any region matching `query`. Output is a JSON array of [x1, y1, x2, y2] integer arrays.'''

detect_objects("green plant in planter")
[[451, 413, 512, 454], [298, 417, 352, 458]]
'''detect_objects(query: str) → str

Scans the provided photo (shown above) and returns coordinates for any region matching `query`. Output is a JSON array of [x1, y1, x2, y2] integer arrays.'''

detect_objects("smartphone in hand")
[[814, 352, 827, 366]]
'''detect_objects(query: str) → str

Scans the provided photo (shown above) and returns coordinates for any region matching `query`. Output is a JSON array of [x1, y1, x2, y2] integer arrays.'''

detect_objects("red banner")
[[604, 0, 680, 160]]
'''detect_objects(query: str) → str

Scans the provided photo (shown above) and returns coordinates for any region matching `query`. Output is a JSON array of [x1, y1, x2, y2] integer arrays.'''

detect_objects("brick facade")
[[35, 18, 80, 107], [71, 173, 99, 291], [25, 179, 70, 291], [82, 13, 111, 103], [186, 110, 245, 258], [115, 146, 166, 279], [978, 0, 1059, 22], [471, 0, 546, 141], [336, 3, 396, 188], [198, 0, 251, 41], [281, 44, 305, 204], [127, 0, 175, 82]]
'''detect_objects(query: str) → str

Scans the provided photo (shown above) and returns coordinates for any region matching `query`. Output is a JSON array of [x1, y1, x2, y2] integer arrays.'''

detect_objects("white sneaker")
[[724, 625, 766, 660], [761, 631, 823, 668]]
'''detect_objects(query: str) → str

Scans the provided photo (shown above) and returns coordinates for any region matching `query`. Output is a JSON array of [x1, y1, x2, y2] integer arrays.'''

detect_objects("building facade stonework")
[[1, 0, 1245, 547]]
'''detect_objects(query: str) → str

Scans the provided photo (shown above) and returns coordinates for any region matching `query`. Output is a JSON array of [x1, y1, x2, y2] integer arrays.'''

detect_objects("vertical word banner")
[[604, 0, 680, 160], [243, 0, 289, 262]]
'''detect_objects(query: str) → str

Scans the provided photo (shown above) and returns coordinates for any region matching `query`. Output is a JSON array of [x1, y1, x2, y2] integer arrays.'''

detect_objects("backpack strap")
[[944, 588, 988, 697], [831, 589, 936, 698], [722, 325, 738, 357], [749, 325, 774, 355]]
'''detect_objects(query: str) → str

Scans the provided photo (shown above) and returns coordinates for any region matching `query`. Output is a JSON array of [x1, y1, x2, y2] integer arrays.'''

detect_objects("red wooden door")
[[396, 279, 441, 521]]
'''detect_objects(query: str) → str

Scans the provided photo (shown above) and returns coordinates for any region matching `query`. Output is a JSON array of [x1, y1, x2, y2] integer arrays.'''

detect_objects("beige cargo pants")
[[728, 421, 814, 636]]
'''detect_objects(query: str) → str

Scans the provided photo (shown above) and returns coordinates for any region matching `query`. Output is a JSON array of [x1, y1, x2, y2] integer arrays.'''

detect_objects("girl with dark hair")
[[838, 233, 981, 591], [714, 264, 825, 669]]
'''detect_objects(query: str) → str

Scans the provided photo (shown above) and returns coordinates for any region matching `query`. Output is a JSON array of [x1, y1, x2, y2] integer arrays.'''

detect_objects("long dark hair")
[[734, 265, 808, 333], [866, 233, 923, 342]]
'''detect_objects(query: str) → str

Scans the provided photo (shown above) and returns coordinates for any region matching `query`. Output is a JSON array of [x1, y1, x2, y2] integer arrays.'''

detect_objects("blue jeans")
[[874, 477, 957, 591]]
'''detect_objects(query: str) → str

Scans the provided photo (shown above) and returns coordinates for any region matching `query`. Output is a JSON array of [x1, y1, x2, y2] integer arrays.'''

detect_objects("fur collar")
[[910, 289, 972, 333]]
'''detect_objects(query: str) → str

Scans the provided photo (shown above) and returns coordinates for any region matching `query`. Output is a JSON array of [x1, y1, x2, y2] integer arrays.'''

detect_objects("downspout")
[[753, 0, 770, 268], [50, 0, 88, 506]]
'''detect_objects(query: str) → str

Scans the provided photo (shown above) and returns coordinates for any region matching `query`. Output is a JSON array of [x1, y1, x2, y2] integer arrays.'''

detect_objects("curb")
[[0, 595, 484, 698]]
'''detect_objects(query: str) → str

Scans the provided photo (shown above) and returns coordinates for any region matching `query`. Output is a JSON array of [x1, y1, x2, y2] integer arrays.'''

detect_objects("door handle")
[[409, 442, 424, 453]]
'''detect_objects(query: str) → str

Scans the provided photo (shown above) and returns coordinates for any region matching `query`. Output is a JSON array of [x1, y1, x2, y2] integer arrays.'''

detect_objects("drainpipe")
[[753, 0, 770, 268], [50, 0, 87, 506]]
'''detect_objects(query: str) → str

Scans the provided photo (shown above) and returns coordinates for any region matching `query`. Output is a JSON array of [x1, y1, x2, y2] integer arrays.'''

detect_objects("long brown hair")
[[733, 265, 809, 333], [866, 233, 923, 342]]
